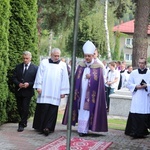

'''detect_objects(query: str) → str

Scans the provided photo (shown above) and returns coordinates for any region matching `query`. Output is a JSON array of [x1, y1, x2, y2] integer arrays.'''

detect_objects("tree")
[[37, 0, 135, 58], [37, 0, 98, 56], [113, 31, 120, 60], [0, 0, 10, 125], [132, 0, 150, 68], [66, 2, 115, 58], [102, 0, 135, 61], [7, 0, 38, 122], [67, 13, 106, 57], [104, 0, 111, 60], [37, 0, 74, 34]]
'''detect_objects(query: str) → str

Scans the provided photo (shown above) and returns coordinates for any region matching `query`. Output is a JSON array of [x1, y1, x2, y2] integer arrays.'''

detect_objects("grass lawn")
[[108, 118, 126, 130], [57, 111, 127, 131]]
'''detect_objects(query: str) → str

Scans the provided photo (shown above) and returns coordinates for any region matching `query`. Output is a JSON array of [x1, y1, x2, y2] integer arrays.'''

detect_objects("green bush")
[[7, 0, 38, 122], [0, 0, 10, 125]]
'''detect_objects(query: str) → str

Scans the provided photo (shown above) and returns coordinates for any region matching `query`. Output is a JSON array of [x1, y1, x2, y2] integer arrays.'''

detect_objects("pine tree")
[[132, 0, 150, 68], [0, 0, 10, 124]]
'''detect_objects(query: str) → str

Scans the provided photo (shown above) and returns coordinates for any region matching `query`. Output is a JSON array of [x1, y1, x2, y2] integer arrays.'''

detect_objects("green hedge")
[[0, 0, 10, 125], [7, 0, 38, 122]]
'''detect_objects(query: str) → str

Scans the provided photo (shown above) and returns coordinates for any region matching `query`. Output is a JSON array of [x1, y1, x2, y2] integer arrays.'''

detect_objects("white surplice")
[[77, 60, 94, 134], [127, 69, 150, 114], [33, 59, 70, 106]]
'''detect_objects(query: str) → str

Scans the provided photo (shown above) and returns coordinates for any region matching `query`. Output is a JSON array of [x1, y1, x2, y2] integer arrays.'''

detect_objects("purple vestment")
[[62, 61, 108, 132]]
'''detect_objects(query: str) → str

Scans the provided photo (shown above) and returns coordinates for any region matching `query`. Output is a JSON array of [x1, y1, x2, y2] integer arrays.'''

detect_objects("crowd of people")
[[104, 60, 133, 112], [12, 40, 150, 139]]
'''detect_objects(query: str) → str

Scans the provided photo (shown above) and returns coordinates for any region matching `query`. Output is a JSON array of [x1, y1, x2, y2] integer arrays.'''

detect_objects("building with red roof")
[[113, 20, 150, 61]]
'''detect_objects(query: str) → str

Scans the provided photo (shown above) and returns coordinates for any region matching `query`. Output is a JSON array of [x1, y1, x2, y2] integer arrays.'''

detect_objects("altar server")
[[33, 48, 70, 136], [125, 58, 150, 138]]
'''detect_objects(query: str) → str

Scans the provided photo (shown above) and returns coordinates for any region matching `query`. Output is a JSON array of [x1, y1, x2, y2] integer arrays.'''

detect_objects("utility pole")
[[66, 0, 80, 150]]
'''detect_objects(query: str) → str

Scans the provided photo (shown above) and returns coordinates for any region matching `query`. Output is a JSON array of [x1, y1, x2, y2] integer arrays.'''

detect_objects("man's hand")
[[37, 88, 42, 94], [18, 83, 24, 91], [106, 81, 112, 86], [19, 83, 24, 88], [61, 94, 65, 98], [23, 82, 29, 88], [85, 74, 90, 79], [136, 84, 147, 89], [141, 84, 147, 88]]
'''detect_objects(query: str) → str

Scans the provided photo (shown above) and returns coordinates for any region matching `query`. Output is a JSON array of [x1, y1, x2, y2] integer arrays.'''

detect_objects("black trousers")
[[16, 96, 32, 126], [33, 103, 58, 132], [105, 86, 114, 109]]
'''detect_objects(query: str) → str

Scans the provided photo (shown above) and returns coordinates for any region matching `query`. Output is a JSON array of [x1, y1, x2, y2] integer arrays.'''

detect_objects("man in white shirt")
[[125, 58, 150, 138], [33, 48, 70, 136], [124, 65, 133, 88], [105, 62, 120, 112], [118, 63, 127, 89]]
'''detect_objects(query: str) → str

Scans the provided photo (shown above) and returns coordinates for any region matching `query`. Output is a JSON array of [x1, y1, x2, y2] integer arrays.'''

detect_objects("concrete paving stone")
[[0, 117, 150, 150]]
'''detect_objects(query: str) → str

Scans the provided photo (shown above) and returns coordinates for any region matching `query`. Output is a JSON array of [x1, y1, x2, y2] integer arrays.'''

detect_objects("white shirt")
[[105, 69, 120, 90], [127, 69, 150, 114], [103, 65, 110, 83], [23, 62, 31, 70], [33, 59, 70, 106], [120, 70, 128, 88]]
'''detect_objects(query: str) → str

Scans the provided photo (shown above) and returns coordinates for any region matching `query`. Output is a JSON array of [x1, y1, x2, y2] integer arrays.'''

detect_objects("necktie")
[[23, 64, 28, 76]]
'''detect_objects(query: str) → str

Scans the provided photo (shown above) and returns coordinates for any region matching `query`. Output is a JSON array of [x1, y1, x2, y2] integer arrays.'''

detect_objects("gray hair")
[[49, 48, 61, 55], [23, 51, 32, 58]]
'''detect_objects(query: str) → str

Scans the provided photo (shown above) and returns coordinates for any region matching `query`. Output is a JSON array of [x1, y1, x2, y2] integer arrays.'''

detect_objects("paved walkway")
[[0, 115, 150, 150]]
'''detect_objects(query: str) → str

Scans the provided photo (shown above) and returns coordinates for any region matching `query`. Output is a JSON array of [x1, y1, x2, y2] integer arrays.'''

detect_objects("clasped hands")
[[85, 74, 90, 79], [135, 84, 147, 90], [106, 81, 112, 86], [19, 82, 29, 89]]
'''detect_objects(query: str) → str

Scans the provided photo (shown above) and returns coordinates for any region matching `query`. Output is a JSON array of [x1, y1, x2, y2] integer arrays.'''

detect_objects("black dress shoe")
[[43, 128, 50, 136], [18, 126, 24, 132], [78, 133, 87, 137]]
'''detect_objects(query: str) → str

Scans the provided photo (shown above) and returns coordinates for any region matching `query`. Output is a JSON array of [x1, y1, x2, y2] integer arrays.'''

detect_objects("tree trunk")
[[132, 0, 150, 68], [37, 6, 43, 48], [104, 0, 112, 61]]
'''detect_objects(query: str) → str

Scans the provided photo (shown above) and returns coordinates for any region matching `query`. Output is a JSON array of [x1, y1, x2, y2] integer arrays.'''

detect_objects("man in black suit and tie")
[[13, 51, 38, 132]]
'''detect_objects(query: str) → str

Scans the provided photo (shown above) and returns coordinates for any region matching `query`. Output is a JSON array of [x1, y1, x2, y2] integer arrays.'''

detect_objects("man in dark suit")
[[12, 51, 38, 132]]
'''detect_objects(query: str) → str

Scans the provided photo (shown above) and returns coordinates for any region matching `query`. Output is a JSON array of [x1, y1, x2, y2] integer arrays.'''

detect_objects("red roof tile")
[[113, 20, 150, 34]]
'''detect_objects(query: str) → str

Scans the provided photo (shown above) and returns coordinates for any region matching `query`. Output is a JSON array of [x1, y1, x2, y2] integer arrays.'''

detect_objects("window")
[[125, 38, 133, 48], [125, 54, 130, 60], [125, 54, 132, 61]]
